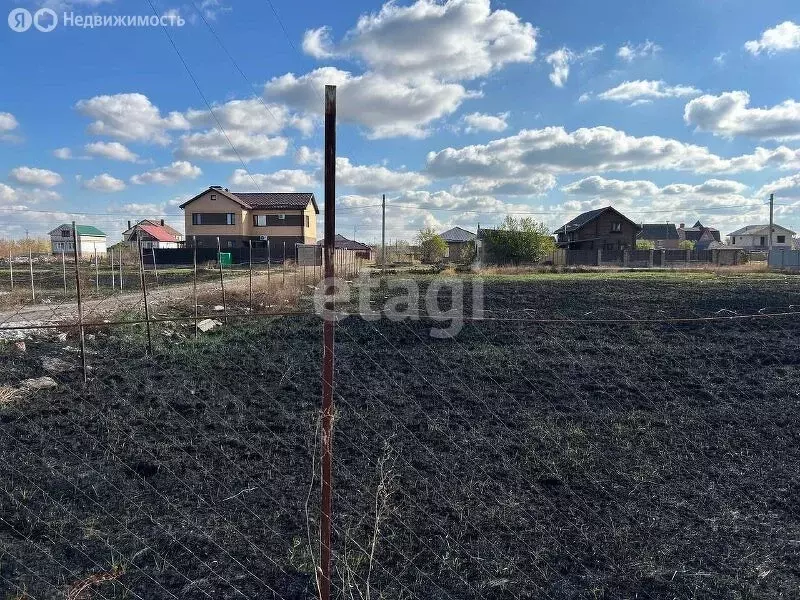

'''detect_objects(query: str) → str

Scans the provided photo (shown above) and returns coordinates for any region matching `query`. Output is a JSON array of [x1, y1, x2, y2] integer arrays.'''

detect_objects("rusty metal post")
[[193, 236, 198, 339], [248, 239, 253, 312], [94, 250, 99, 293], [267, 239, 271, 284], [320, 83, 336, 600], [119, 247, 124, 291], [111, 248, 115, 291], [8, 249, 13, 292], [283, 241, 286, 286], [138, 237, 153, 355], [71, 222, 87, 383], [62, 248, 67, 294], [217, 236, 227, 324], [152, 248, 159, 287], [28, 248, 35, 303]]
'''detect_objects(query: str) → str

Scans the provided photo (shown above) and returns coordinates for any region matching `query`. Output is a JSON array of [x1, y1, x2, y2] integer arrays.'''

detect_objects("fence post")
[[94, 250, 99, 293], [62, 249, 67, 294], [150, 246, 158, 287], [283, 241, 286, 286], [267, 239, 271, 284], [29, 248, 35, 303], [119, 248, 124, 291], [661, 249, 666, 268], [8, 250, 13, 292], [248, 240, 253, 312], [623, 249, 629, 268], [193, 236, 198, 339], [648, 249, 654, 268], [320, 83, 337, 600], [138, 238, 153, 355], [71, 222, 87, 383], [686, 248, 691, 265], [217, 237, 227, 324], [111, 248, 115, 291], [596, 248, 602, 267]]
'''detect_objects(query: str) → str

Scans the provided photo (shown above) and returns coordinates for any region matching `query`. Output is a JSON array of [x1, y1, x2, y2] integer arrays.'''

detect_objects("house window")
[[210, 194, 217, 201], [305, 215, 310, 227], [226, 213, 235, 225], [611, 222, 622, 232], [54, 242, 64, 251], [226, 240, 235, 248], [61, 229, 71, 237], [192, 213, 202, 225], [760, 236, 766, 246], [254, 214, 268, 227], [777, 235, 786, 244], [278, 214, 286, 221], [731, 237, 735, 245]]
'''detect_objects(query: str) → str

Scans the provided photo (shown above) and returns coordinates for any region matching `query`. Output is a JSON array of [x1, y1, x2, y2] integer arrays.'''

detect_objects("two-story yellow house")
[[180, 186, 318, 256]]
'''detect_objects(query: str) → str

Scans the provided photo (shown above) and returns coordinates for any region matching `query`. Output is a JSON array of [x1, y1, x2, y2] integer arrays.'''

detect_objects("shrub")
[[482, 216, 555, 265], [416, 228, 447, 264], [678, 240, 696, 250], [635, 239, 655, 250]]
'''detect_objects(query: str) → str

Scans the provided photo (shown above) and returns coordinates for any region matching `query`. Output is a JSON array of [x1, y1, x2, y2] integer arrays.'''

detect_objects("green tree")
[[636, 239, 655, 250], [482, 216, 555, 265], [416, 228, 447, 263], [678, 240, 696, 250]]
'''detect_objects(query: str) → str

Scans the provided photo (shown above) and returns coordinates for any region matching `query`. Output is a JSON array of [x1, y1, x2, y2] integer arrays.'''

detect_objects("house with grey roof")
[[439, 227, 476, 261], [677, 221, 721, 250], [48, 224, 106, 258], [180, 185, 319, 249], [728, 224, 796, 250], [637, 223, 680, 249], [554, 207, 640, 250]]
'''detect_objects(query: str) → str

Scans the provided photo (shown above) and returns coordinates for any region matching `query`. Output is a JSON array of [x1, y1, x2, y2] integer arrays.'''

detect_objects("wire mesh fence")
[[2, 267, 800, 599]]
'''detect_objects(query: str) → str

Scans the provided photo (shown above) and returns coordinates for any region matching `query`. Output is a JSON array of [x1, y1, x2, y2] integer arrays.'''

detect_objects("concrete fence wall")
[[769, 249, 800, 269]]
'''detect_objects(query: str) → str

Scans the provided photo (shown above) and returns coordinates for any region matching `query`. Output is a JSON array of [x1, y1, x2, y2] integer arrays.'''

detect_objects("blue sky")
[[2, 0, 800, 242]]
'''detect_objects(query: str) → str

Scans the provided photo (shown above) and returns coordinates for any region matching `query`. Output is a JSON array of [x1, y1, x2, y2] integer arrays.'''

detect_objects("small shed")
[[439, 227, 476, 261]]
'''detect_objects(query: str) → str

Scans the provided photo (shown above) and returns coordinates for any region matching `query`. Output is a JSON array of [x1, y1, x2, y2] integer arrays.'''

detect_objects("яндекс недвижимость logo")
[[8, 8, 58, 33]]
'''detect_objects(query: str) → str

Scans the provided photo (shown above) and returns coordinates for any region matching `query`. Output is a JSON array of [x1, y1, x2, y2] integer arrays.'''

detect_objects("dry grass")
[[66, 566, 124, 600], [0, 385, 17, 405]]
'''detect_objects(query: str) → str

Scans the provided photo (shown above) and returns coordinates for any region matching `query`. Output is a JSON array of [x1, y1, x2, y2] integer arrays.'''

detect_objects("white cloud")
[[462, 111, 509, 133], [562, 175, 748, 199], [304, 0, 537, 81], [295, 146, 323, 166], [82, 173, 127, 192], [598, 80, 700, 103], [617, 40, 660, 62], [450, 174, 556, 196], [745, 21, 800, 55], [545, 48, 573, 88], [265, 67, 475, 139], [130, 161, 202, 185], [0, 112, 18, 133], [685, 90, 800, 141], [84, 141, 140, 162], [184, 98, 313, 136], [76, 93, 190, 145], [757, 173, 800, 198], [544, 45, 602, 88], [53, 147, 73, 159], [302, 26, 336, 58], [229, 168, 316, 192], [175, 129, 288, 163], [330, 157, 430, 194], [425, 125, 800, 179], [9, 166, 63, 187], [0, 182, 60, 204], [714, 52, 727, 65], [578, 92, 592, 103]]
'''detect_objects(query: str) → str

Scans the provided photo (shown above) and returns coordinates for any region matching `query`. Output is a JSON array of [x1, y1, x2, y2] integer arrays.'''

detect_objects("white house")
[[728, 224, 796, 250], [49, 224, 107, 258]]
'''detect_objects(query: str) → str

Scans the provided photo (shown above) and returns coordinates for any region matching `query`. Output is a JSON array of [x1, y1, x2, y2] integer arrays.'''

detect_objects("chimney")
[[160, 219, 164, 226], [679, 223, 685, 229], [127, 220, 131, 229]]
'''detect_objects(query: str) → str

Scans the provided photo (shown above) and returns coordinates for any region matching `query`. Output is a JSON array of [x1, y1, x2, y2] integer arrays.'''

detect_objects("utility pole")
[[320, 83, 336, 600], [769, 193, 775, 252], [381, 193, 386, 274]]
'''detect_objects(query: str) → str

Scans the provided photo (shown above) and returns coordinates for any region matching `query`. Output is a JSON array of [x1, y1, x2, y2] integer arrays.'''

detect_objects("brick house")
[[554, 207, 640, 250], [637, 223, 680, 249], [180, 186, 318, 250]]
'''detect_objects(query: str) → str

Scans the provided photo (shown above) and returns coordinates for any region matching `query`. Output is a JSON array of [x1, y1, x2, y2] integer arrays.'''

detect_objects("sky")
[[2, 0, 800, 244]]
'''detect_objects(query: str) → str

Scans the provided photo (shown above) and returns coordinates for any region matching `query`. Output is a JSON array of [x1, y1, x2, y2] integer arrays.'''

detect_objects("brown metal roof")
[[180, 187, 319, 213]]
